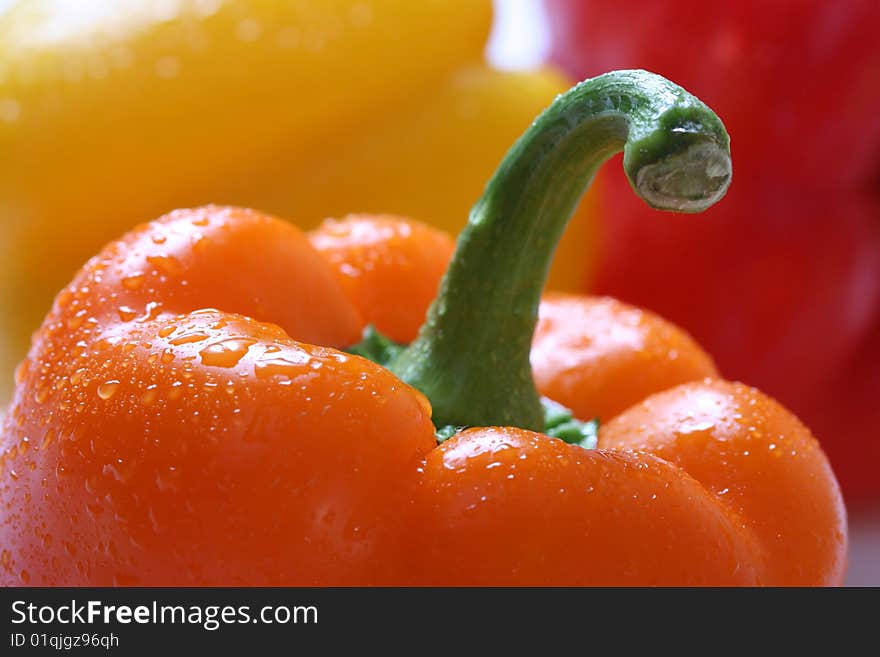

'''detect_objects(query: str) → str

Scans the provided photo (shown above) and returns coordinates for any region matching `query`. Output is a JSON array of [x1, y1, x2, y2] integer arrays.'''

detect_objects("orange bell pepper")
[[0, 71, 844, 586]]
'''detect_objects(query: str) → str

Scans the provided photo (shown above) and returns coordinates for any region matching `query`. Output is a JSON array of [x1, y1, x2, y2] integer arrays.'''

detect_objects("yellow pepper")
[[0, 0, 597, 399]]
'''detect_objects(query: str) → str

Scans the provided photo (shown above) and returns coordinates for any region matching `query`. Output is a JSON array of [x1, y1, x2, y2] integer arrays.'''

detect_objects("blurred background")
[[1, 0, 878, 584]]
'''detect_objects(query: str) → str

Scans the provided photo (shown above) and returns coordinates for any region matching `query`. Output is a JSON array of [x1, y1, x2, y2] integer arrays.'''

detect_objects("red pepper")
[[806, 314, 880, 504], [544, 0, 880, 501]]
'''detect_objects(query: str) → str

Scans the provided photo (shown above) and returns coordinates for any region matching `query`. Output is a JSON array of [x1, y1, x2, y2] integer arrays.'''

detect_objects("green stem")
[[390, 70, 731, 430]]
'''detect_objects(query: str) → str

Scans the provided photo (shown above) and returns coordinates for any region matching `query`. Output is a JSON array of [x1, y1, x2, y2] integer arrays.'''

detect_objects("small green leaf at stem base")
[[541, 397, 599, 450], [435, 425, 461, 443], [345, 325, 405, 368]]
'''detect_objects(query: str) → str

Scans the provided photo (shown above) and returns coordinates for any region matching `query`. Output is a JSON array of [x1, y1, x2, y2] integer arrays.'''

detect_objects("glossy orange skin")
[[403, 382, 846, 585], [0, 206, 436, 585], [0, 208, 846, 586], [532, 294, 718, 422], [404, 427, 761, 586], [600, 380, 847, 586], [309, 215, 455, 342]]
